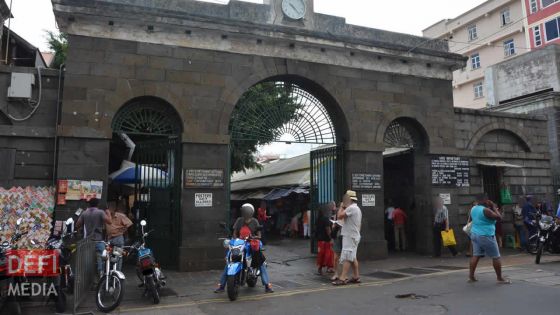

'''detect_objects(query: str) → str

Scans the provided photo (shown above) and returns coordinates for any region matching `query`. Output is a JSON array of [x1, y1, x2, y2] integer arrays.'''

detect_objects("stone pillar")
[[179, 142, 229, 271], [345, 149, 387, 260]]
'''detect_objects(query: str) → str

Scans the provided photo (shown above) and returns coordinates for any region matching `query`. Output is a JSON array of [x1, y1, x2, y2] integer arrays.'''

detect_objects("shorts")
[[471, 233, 500, 259], [340, 236, 360, 263]]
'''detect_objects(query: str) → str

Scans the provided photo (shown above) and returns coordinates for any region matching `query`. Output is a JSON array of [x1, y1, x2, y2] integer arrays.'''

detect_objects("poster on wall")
[[352, 173, 382, 190], [195, 193, 213, 207], [59, 180, 103, 202], [184, 169, 225, 188], [431, 156, 470, 187], [362, 194, 376, 207], [439, 193, 451, 205]]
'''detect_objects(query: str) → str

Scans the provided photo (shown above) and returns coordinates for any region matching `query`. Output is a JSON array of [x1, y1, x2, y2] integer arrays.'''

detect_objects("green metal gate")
[[134, 136, 182, 268], [309, 145, 345, 253]]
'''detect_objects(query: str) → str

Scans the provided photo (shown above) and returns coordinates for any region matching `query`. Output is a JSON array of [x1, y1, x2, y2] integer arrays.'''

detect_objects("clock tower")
[[266, 0, 315, 28]]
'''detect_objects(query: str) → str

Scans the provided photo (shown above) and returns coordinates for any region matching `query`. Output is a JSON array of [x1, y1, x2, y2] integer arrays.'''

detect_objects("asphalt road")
[[115, 260, 560, 315]]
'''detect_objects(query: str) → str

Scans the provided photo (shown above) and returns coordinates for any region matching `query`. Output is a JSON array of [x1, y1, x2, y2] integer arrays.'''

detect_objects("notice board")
[[431, 156, 470, 187]]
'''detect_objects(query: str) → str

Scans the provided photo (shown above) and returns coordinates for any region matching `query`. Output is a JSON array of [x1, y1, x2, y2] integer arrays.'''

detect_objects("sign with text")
[[362, 194, 376, 207], [439, 193, 451, 205], [352, 173, 382, 190], [185, 169, 224, 188], [194, 193, 213, 207], [431, 156, 470, 187], [6, 250, 60, 277]]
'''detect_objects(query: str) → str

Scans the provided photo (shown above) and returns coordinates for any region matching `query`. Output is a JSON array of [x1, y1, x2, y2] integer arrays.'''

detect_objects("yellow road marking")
[[117, 262, 529, 313]]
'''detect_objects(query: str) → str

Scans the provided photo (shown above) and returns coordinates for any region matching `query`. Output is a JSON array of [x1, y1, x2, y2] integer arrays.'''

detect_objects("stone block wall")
[[0, 65, 60, 188]]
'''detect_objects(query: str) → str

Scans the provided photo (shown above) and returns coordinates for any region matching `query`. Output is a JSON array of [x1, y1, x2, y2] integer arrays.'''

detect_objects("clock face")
[[282, 0, 306, 20]]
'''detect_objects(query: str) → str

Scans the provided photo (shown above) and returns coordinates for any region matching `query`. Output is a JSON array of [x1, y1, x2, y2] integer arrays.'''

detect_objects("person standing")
[[512, 197, 526, 250], [257, 201, 270, 245], [384, 200, 395, 251], [392, 206, 408, 251], [522, 196, 537, 239], [329, 201, 343, 282], [76, 198, 112, 277], [333, 190, 362, 286], [105, 201, 133, 271], [316, 205, 334, 275], [469, 194, 510, 284], [302, 210, 311, 239], [433, 196, 458, 257]]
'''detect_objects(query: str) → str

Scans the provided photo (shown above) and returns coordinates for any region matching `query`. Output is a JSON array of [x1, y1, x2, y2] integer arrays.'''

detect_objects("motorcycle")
[[220, 224, 265, 301], [95, 239, 126, 312], [532, 214, 560, 264], [126, 219, 166, 304], [0, 218, 28, 315], [43, 217, 77, 313]]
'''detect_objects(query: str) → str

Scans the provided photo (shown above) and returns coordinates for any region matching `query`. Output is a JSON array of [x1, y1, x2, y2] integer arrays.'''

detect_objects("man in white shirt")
[[333, 190, 362, 285]]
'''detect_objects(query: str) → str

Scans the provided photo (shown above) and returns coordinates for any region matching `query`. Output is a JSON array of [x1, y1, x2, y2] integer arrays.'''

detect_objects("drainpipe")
[[53, 63, 65, 187]]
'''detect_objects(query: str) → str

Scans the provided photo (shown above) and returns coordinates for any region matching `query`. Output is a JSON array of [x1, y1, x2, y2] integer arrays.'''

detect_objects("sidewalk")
[[21, 239, 543, 314]]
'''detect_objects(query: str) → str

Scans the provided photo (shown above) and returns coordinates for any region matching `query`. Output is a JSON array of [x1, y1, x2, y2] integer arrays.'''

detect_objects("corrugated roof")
[[231, 153, 311, 191]]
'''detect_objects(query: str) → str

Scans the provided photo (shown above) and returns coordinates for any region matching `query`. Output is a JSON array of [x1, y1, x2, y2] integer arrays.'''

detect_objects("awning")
[[476, 161, 523, 169], [383, 147, 412, 158], [231, 190, 269, 201], [263, 187, 309, 201]]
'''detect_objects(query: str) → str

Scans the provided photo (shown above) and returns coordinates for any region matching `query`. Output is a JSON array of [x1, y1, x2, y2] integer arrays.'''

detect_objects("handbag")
[[441, 229, 457, 247], [462, 222, 472, 235]]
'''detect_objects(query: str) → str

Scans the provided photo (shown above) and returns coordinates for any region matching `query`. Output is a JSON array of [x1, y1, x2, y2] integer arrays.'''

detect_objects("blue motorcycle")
[[221, 236, 264, 301]]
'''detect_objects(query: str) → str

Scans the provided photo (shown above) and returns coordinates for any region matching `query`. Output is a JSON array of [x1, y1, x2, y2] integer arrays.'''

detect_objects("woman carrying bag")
[[433, 196, 458, 257]]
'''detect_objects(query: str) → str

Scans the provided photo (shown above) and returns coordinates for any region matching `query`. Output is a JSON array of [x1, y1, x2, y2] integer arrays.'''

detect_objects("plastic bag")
[[441, 229, 457, 247]]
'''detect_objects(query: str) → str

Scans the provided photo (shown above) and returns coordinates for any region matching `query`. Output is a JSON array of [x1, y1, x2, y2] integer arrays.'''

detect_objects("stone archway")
[[382, 117, 432, 254], [110, 96, 183, 268]]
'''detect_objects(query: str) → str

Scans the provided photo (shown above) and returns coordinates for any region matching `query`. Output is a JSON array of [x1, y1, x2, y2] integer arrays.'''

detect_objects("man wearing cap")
[[333, 190, 362, 285]]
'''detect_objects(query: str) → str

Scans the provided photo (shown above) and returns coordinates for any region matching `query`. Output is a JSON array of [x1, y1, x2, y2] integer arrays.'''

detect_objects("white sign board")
[[439, 193, 451, 205], [195, 193, 213, 207], [362, 194, 376, 207]]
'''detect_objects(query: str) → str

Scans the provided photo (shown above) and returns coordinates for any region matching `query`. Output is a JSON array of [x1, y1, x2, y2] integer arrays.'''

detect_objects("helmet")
[[240, 203, 255, 219]]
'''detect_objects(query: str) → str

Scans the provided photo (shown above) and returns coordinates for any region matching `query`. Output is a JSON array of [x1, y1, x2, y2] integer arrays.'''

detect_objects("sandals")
[[332, 279, 349, 286], [497, 279, 512, 285], [349, 277, 361, 284]]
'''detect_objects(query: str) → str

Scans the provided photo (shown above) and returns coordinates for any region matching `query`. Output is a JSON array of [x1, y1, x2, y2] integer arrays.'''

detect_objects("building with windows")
[[524, 0, 560, 49], [424, 0, 528, 109]]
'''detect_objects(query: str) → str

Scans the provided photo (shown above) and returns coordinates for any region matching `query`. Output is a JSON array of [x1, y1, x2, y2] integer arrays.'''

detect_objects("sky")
[[6, 0, 487, 157]]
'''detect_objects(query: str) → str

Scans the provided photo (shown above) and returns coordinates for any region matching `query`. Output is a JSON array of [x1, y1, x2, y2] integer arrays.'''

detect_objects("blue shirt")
[[471, 205, 496, 237], [522, 203, 536, 225]]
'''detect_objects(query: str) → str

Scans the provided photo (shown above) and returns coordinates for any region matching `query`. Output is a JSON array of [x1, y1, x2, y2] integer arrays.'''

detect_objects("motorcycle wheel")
[[536, 242, 544, 264], [146, 276, 160, 304], [247, 275, 257, 288], [226, 275, 239, 301], [527, 239, 538, 255], [96, 274, 125, 313], [55, 287, 66, 313]]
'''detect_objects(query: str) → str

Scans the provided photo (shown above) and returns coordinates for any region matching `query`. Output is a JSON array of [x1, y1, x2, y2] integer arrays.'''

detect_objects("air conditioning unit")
[[7, 72, 35, 99]]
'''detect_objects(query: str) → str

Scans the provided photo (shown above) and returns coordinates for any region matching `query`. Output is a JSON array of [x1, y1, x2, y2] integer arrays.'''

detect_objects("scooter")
[[220, 224, 265, 301], [126, 220, 166, 304], [533, 214, 560, 264]]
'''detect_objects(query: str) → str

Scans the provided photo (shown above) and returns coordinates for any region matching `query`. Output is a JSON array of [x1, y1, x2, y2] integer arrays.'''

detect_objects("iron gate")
[[134, 136, 182, 268], [309, 145, 344, 253]]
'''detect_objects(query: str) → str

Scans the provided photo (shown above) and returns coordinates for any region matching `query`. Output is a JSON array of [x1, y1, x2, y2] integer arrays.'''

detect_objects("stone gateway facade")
[[42, 0, 554, 271]]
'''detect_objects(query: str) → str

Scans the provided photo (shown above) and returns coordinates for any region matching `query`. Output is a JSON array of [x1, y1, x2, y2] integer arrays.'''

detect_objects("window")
[[534, 26, 543, 46], [504, 39, 515, 56], [545, 17, 560, 41], [468, 25, 478, 41], [500, 9, 511, 26], [474, 82, 484, 99], [530, 0, 538, 13], [542, 0, 559, 8], [471, 53, 481, 69]]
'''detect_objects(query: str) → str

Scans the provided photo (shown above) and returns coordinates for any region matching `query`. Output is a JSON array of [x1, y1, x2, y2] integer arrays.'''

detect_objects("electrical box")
[[7, 73, 35, 99]]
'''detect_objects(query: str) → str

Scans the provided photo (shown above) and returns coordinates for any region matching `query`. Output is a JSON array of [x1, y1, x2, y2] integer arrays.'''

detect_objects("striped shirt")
[[434, 206, 449, 224]]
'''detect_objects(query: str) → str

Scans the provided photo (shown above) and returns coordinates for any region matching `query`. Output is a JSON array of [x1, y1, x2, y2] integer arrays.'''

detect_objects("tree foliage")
[[45, 31, 68, 69], [229, 82, 300, 173]]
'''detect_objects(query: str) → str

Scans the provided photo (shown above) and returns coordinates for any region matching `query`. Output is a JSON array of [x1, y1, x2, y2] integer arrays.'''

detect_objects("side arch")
[[112, 96, 183, 136], [376, 115, 431, 152], [467, 122, 532, 152]]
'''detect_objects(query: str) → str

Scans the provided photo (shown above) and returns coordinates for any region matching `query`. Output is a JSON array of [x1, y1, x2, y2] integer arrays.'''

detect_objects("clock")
[[282, 0, 306, 20]]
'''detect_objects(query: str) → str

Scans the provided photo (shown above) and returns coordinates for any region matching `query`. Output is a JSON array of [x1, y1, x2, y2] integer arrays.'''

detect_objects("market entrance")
[[383, 118, 430, 253], [229, 76, 347, 253], [109, 97, 183, 268]]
